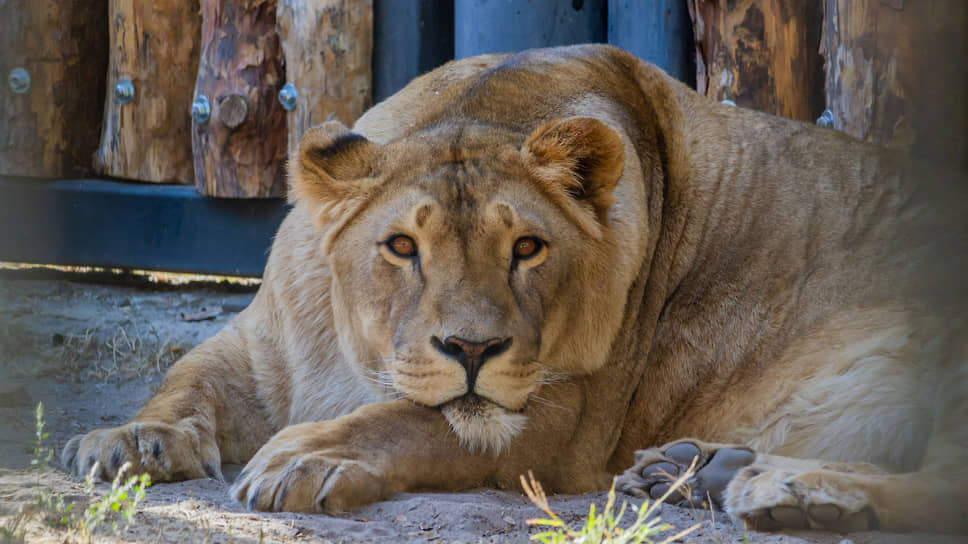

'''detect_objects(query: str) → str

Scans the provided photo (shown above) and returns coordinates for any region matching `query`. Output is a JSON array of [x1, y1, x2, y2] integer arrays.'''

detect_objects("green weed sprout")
[[75, 461, 151, 540], [522, 460, 700, 544], [29, 402, 53, 474], [3, 402, 152, 543]]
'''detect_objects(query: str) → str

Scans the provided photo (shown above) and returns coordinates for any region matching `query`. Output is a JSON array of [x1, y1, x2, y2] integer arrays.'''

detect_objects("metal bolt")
[[816, 109, 834, 129], [115, 78, 135, 105], [8, 67, 30, 94], [278, 83, 298, 111], [721, 99, 737, 107], [192, 95, 211, 124]]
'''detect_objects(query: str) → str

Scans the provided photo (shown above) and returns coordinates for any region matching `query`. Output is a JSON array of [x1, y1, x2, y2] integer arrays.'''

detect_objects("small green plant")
[[29, 402, 54, 474], [1, 403, 151, 544], [522, 462, 700, 544], [73, 461, 151, 540], [2, 402, 67, 543]]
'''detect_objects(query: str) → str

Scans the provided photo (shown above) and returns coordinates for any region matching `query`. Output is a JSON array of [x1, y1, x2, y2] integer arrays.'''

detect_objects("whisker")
[[360, 371, 396, 387], [529, 394, 565, 411], [532, 363, 571, 385]]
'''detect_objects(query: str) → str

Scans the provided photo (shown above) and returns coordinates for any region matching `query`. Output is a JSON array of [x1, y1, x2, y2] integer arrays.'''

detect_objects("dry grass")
[[522, 461, 700, 544], [53, 325, 186, 381]]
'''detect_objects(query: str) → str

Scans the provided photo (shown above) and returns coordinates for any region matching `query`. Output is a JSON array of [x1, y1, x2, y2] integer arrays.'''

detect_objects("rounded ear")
[[521, 117, 625, 223], [289, 120, 381, 215]]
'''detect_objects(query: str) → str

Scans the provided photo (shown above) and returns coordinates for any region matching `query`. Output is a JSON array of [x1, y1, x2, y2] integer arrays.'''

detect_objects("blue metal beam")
[[607, 0, 695, 85], [454, 0, 606, 59], [373, 0, 455, 102], [0, 177, 289, 277]]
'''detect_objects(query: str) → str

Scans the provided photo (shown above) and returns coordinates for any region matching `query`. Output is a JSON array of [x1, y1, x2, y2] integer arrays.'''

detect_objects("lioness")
[[64, 45, 967, 533]]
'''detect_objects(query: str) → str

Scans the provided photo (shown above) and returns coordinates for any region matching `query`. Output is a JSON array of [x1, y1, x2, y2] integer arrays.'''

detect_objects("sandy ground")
[[1, 273, 965, 544]]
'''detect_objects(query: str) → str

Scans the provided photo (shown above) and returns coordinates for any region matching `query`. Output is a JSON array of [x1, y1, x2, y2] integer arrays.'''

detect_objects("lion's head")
[[290, 115, 641, 453]]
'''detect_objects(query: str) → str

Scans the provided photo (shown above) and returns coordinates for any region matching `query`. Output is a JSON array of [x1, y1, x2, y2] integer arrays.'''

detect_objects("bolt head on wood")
[[816, 109, 835, 129], [115, 78, 135, 105], [192, 95, 211, 124], [8, 68, 30, 94], [278, 83, 298, 111], [217, 94, 249, 128]]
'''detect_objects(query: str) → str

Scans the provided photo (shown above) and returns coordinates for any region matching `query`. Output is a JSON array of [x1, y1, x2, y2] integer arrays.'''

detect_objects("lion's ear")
[[289, 121, 381, 217], [521, 117, 625, 222]]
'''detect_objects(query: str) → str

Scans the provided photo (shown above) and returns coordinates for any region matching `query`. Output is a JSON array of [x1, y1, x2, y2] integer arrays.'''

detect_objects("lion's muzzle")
[[430, 335, 512, 389]]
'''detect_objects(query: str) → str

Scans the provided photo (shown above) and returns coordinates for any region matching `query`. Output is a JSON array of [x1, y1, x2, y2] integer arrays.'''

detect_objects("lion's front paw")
[[62, 421, 222, 483], [231, 432, 387, 513], [617, 440, 754, 509], [725, 468, 878, 532]]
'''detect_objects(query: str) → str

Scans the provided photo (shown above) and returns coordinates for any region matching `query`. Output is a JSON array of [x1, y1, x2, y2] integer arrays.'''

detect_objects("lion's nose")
[[431, 336, 512, 388]]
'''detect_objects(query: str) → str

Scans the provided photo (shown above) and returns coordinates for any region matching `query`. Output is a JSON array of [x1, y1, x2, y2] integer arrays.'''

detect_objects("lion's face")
[[291, 118, 633, 453]]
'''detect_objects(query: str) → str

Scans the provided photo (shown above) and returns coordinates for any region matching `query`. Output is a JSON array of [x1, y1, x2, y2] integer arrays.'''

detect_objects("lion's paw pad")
[[728, 468, 878, 532], [618, 442, 754, 509], [742, 501, 875, 532]]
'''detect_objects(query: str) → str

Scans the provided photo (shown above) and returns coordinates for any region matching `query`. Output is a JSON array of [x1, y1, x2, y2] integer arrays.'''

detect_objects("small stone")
[[503, 516, 515, 525]]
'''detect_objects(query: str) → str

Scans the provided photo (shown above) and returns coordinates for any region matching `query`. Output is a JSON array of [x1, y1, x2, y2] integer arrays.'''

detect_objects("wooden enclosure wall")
[[3, 1, 965, 194], [192, 0, 288, 198], [95, 1, 201, 184], [278, 0, 374, 156], [0, 1, 108, 178], [822, 0, 968, 170], [687, 0, 825, 122], [690, 0, 967, 169]]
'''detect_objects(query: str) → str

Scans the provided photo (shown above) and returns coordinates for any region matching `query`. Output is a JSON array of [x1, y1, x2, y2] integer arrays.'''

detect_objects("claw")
[[247, 484, 261, 511], [109, 445, 123, 473], [203, 462, 222, 481], [62, 435, 81, 474]]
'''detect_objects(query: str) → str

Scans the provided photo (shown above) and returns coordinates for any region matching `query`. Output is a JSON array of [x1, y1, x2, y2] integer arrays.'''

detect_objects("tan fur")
[[63, 45, 967, 533]]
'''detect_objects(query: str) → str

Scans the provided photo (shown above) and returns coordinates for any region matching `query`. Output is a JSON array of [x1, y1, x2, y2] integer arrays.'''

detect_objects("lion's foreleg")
[[62, 324, 276, 482], [232, 399, 498, 513]]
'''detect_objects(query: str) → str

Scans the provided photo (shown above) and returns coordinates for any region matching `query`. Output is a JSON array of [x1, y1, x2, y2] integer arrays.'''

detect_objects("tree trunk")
[[687, 0, 825, 122], [94, 1, 201, 184], [821, 0, 968, 170], [192, 0, 287, 198], [0, 0, 107, 178], [277, 0, 373, 156]]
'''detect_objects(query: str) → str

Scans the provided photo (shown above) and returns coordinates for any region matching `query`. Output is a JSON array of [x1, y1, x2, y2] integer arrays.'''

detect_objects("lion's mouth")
[[439, 393, 527, 455], [440, 392, 500, 412]]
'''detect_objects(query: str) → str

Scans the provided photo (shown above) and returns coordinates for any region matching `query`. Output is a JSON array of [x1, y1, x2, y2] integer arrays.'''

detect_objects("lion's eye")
[[512, 237, 544, 260], [386, 235, 418, 257]]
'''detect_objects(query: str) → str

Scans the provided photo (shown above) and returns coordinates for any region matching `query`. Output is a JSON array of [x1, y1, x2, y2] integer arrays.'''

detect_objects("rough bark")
[[688, 0, 825, 122], [821, 0, 968, 169], [94, 1, 201, 184], [192, 0, 287, 198], [0, 0, 107, 178], [277, 0, 373, 156]]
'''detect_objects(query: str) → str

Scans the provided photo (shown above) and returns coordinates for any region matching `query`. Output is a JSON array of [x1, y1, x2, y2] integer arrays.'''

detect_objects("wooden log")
[[277, 0, 373, 156], [192, 0, 287, 198], [94, 1, 201, 184], [0, 1, 107, 178], [687, 0, 825, 122], [821, 0, 968, 169]]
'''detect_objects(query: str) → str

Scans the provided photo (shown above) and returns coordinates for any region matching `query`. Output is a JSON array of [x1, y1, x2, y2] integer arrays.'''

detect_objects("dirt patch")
[[0, 275, 963, 543]]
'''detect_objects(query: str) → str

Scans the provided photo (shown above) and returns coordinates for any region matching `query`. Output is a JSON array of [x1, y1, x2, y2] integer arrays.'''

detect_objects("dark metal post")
[[606, 0, 694, 86], [454, 0, 606, 59], [373, 0, 454, 103]]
